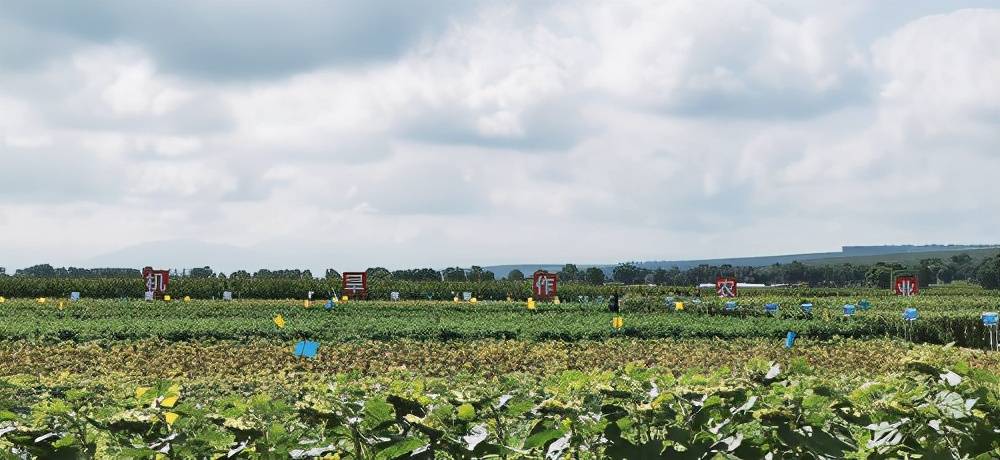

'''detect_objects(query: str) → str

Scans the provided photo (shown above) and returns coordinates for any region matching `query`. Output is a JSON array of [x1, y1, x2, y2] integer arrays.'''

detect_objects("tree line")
[[4, 252, 1000, 289]]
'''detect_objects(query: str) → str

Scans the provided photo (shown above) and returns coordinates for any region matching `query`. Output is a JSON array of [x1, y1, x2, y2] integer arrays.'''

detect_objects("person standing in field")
[[609, 292, 620, 313]]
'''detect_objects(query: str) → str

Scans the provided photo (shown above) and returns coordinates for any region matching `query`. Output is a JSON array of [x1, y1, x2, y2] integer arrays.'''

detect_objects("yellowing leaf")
[[135, 387, 150, 398], [164, 412, 179, 426], [161, 395, 178, 408]]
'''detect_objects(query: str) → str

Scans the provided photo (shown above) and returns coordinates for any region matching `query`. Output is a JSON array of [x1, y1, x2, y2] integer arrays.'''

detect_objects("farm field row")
[[2, 297, 999, 346], [3, 338, 999, 383], [2, 358, 998, 458], [0, 276, 993, 299]]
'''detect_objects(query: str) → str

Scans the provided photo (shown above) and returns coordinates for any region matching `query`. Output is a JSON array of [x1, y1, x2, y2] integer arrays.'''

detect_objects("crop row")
[[1, 360, 998, 458], [2, 338, 999, 383], [0, 277, 992, 299], [2, 298, 1000, 347]]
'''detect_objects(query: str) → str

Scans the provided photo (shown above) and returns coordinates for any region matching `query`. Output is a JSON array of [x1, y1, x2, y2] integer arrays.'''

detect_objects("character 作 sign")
[[532, 271, 558, 299], [342, 272, 368, 299], [894, 275, 919, 296], [716, 277, 737, 298]]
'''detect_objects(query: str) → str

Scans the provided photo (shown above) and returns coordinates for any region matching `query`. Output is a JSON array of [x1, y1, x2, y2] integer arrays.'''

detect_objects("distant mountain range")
[[483, 244, 1000, 278]]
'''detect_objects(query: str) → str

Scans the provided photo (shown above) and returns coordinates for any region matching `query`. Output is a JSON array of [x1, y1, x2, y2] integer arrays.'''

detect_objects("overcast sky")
[[1, 1, 999, 272]]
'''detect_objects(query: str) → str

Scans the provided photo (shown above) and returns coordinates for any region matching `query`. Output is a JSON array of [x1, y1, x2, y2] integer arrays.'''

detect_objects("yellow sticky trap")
[[37, 297, 47, 304], [0, 296, 6, 303], [183, 296, 191, 302], [470, 297, 477, 304], [341, 295, 348, 302], [164, 412, 179, 426], [553, 296, 560, 305], [135, 387, 150, 398], [453, 297, 459, 303], [274, 315, 286, 329], [527, 299, 536, 310], [161, 395, 178, 408], [612, 316, 624, 330], [675, 301, 684, 311], [58, 301, 65, 310], [304, 300, 311, 308], [163, 295, 171, 302]]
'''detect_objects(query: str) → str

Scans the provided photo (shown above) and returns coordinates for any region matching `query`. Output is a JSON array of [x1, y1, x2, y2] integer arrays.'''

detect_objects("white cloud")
[[0, 1, 998, 272]]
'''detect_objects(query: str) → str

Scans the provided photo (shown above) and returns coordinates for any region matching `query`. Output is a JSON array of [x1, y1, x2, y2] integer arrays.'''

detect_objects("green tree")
[[558, 264, 579, 282], [324, 269, 341, 280], [442, 267, 467, 282], [366, 267, 392, 281], [865, 262, 905, 289], [507, 269, 525, 281], [976, 254, 1000, 289], [585, 267, 606, 285], [613, 263, 646, 284], [467, 266, 495, 282], [190, 266, 214, 278]]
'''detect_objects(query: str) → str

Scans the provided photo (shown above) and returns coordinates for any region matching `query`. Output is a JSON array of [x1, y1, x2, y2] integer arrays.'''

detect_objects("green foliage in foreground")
[[2, 294, 1000, 347], [1, 361, 999, 459]]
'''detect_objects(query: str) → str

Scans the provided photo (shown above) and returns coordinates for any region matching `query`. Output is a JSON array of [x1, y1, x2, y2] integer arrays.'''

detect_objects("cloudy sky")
[[1, 0, 999, 272]]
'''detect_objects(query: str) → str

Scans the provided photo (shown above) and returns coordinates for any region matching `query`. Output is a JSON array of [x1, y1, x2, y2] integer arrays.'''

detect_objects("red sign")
[[716, 277, 737, 298], [342, 272, 368, 299], [895, 276, 919, 296], [532, 271, 558, 299], [142, 266, 170, 299]]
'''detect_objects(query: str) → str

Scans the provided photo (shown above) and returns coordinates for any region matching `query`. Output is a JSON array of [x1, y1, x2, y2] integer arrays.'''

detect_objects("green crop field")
[[2, 287, 1000, 458]]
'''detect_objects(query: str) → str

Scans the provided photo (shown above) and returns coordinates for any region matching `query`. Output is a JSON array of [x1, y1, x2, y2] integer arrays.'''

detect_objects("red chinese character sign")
[[342, 272, 367, 299], [716, 277, 737, 298], [142, 266, 170, 299], [532, 271, 558, 299], [895, 275, 919, 296]]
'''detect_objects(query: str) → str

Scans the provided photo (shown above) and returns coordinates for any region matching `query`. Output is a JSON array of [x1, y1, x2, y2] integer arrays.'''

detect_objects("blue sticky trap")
[[294, 340, 320, 359], [858, 299, 871, 310], [324, 300, 334, 311], [724, 301, 738, 311], [843, 304, 856, 316], [785, 331, 797, 349], [765, 303, 779, 314], [800, 303, 813, 314], [982, 312, 998, 326], [903, 308, 918, 321]]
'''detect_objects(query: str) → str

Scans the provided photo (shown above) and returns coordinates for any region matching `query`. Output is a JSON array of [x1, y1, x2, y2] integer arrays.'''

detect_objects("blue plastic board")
[[843, 304, 856, 316], [294, 340, 320, 359], [785, 331, 796, 349], [725, 301, 737, 311], [982, 312, 998, 326], [903, 308, 918, 321], [324, 300, 334, 311], [859, 299, 871, 310], [800, 303, 813, 313], [765, 303, 779, 313]]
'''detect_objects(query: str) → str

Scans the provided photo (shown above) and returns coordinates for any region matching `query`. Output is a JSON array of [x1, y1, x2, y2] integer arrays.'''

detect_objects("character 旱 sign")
[[532, 271, 558, 299], [894, 275, 919, 296], [342, 272, 367, 299]]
